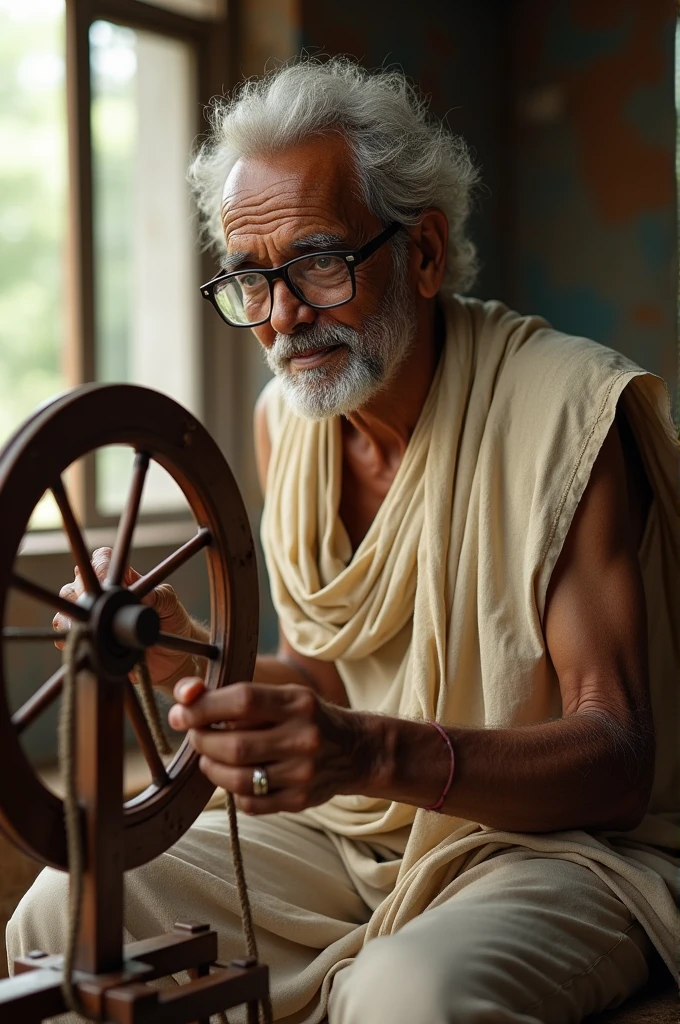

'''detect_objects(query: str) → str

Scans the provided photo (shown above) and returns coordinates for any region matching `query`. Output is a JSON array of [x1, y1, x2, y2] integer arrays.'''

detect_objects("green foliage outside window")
[[0, 0, 68, 450]]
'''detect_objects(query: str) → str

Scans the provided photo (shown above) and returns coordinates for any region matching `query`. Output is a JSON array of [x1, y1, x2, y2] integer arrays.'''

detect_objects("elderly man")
[[8, 59, 680, 1024]]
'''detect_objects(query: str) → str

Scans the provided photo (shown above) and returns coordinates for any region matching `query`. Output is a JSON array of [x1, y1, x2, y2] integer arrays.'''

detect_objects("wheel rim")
[[0, 383, 258, 870]]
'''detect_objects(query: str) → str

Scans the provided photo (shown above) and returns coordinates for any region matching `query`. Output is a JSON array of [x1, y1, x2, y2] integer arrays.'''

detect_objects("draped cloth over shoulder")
[[261, 296, 680, 979]]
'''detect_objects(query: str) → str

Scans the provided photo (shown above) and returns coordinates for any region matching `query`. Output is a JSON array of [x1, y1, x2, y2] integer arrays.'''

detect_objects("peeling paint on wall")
[[302, 0, 677, 403], [513, 0, 677, 405]]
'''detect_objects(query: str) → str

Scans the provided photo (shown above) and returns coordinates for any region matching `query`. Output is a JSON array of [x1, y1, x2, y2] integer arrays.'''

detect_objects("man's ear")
[[410, 209, 448, 298]]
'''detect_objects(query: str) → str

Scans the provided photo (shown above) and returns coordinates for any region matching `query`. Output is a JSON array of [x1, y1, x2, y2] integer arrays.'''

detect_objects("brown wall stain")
[[631, 302, 666, 327], [568, 1, 673, 223]]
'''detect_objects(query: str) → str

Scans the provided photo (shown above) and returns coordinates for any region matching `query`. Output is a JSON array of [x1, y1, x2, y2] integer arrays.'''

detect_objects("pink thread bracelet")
[[425, 722, 455, 812]]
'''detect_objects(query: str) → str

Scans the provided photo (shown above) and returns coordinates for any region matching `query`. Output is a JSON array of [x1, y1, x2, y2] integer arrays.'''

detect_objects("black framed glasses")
[[200, 221, 402, 328]]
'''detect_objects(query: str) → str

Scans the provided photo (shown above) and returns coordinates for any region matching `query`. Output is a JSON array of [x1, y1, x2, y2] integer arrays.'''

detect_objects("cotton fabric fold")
[[261, 295, 680, 977]]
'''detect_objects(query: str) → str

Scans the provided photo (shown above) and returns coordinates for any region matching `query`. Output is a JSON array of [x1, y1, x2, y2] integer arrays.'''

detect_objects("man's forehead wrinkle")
[[223, 151, 315, 188], [221, 190, 348, 245], [225, 206, 347, 244], [224, 198, 342, 228], [223, 193, 354, 264], [219, 144, 373, 266], [221, 145, 357, 227], [222, 170, 341, 218]]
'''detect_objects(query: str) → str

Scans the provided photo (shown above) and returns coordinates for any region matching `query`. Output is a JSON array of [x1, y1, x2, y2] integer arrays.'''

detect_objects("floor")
[[586, 977, 678, 1023]]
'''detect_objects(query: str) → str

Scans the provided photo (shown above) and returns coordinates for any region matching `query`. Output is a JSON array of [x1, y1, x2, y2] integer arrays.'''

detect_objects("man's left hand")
[[168, 678, 373, 814]]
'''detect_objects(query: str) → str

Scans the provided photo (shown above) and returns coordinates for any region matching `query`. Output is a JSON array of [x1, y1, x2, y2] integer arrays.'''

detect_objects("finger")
[[67, 573, 86, 600], [151, 583, 181, 617], [122, 563, 142, 588], [188, 722, 319, 765], [171, 677, 207, 711], [89, 547, 141, 589], [53, 612, 70, 632], [168, 682, 301, 732], [54, 586, 77, 637], [90, 547, 113, 584], [197, 754, 312, 803], [233, 791, 309, 815]]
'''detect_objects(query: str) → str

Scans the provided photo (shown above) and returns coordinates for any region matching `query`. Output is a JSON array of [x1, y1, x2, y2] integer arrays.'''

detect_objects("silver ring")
[[252, 767, 269, 797]]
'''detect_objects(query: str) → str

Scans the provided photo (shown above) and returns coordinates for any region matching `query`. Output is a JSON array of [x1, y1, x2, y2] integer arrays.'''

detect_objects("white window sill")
[[18, 520, 197, 558]]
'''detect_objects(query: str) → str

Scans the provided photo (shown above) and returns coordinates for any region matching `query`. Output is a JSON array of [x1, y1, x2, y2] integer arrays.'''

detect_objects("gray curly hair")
[[188, 58, 480, 293]]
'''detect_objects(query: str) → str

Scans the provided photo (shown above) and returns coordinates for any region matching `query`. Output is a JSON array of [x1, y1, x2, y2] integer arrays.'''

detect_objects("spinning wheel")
[[0, 384, 269, 1023]]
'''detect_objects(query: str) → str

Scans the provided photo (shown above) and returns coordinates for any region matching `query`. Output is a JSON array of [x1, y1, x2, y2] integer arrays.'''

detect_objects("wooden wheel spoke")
[[107, 451, 151, 587], [129, 528, 212, 598], [10, 572, 89, 622], [154, 632, 219, 661], [13, 664, 65, 734], [3, 627, 69, 641], [124, 680, 169, 788], [50, 477, 101, 596], [12, 647, 89, 734]]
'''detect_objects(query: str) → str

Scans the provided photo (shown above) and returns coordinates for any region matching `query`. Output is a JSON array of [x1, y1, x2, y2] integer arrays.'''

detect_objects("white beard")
[[264, 252, 417, 420]]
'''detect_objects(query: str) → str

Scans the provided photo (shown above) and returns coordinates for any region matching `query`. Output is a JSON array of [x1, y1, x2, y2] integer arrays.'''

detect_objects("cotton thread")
[[132, 659, 171, 755], [61, 631, 269, 1022], [59, 624, 91, 1019]]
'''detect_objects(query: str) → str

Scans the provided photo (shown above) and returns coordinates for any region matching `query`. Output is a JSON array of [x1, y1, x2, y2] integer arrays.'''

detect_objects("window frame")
[[63, 0, 229, 529]]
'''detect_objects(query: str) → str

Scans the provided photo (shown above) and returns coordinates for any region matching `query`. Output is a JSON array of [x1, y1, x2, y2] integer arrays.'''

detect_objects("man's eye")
[[312, 256, 335, 271], [240, 274, 262, 288]]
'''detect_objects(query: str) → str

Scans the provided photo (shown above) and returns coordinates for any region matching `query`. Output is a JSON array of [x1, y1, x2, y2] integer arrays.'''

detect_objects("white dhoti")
[[7, 808, 654, 1024]]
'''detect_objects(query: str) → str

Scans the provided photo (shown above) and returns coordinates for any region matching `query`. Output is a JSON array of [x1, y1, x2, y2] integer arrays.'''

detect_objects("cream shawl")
[[261, 296, 680, 977]]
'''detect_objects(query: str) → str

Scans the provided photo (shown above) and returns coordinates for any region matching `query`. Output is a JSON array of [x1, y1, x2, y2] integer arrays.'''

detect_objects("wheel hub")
[[88, 587, 160, 679]]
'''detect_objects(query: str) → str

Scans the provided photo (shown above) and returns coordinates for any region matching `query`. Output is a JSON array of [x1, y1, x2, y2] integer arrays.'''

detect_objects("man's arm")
[[174, 417, 654, 831], [365, 419, 654, 831]]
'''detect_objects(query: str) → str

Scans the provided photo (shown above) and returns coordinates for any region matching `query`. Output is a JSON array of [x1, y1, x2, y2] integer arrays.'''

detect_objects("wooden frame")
[[64, 0, 230, 528], [0, 381, 266, 1021]]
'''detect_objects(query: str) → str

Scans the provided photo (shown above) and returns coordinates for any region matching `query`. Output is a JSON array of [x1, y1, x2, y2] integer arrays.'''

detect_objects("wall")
[[300, 0, 507, 301], [510, 0, 677, 409], [301, 0, 677, 409]]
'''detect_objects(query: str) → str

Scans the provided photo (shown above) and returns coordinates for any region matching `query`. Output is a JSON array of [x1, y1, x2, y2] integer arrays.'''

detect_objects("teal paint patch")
[[546, 7, 633, 71], [522, 261, 620, 343], [634, 213, 674, 272]]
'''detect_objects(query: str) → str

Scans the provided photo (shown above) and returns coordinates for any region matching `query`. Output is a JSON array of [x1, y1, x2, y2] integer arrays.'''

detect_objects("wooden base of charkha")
[[0, 920, 267, 1023]]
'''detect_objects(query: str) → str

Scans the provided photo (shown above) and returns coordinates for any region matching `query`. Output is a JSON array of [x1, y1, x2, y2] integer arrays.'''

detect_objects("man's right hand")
[[53, 547, 200, 690]]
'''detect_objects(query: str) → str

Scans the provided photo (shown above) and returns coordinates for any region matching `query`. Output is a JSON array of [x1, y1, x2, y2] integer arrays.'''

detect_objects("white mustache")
[[270, 324, 359, 363]]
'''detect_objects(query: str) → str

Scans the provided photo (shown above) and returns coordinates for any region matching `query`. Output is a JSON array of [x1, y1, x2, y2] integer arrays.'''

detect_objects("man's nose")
[[269, 279, 316, 335]]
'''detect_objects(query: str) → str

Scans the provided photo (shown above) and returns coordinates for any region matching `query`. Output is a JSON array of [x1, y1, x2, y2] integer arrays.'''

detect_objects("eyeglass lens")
[[213, 254, 353, 326]]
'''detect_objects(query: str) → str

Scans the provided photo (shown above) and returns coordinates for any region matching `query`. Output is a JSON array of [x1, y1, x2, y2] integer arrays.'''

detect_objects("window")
[[0, 0, 230, 770], [0, 0, 228, 528], [90, 19, 200, 514], [0, 0, 68, 488]]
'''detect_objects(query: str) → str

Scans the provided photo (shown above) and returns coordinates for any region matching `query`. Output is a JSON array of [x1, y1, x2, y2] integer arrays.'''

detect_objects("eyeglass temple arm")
[[352, 222, 402, 264]]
